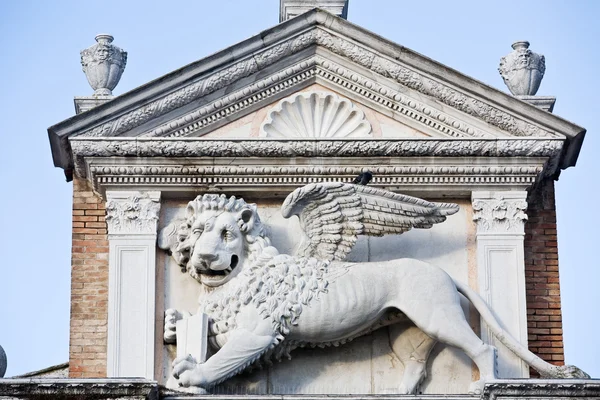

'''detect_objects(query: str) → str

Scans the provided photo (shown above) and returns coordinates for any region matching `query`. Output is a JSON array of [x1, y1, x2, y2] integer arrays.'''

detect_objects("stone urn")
[[80, 34, 127, 96], [499, 41, 545, 96]]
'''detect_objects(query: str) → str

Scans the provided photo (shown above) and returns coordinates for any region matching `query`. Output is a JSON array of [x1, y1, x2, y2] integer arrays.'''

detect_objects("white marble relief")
[[260, 92, 372, 138], [158, 184, 589, 393]]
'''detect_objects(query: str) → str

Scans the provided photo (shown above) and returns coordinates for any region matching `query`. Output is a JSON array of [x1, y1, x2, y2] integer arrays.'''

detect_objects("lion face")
[[183, 209, 253, 287], [158, 194, 266, 288]]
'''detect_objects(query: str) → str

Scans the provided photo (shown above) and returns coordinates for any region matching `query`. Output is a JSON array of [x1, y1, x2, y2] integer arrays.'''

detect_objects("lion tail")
[[453, 279, 590, 379]]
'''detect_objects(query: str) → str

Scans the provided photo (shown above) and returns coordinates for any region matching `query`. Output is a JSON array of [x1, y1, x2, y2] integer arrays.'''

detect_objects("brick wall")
[[524, 179, 564, 374], [69, 177, 108, 378]]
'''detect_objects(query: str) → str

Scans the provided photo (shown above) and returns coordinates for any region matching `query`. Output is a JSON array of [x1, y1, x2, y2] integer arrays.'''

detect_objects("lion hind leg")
[[388, 324, 437, 394], [402, 302, 497, 394]]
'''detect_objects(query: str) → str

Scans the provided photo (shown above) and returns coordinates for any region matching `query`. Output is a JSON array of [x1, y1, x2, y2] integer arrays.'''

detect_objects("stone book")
[[176, 312, 208, 363]]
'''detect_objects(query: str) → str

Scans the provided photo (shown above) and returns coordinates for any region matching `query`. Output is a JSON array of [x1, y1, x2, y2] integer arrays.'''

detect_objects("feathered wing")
[[281, 182, 459, 261]]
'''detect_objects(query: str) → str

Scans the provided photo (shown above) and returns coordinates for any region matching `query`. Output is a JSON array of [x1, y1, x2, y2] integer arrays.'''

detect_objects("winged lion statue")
[[158, 182, 588, 394]]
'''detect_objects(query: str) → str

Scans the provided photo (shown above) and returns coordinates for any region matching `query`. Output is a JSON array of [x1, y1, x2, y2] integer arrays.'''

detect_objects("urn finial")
[[499, 40, 546, 96], [80, 34, 127, 96]]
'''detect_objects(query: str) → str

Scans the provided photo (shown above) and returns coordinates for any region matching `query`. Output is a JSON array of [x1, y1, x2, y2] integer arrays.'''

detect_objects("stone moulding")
[[260, 91, 373, 138], [50, 10, 585, 178], [1, 378, 598, 399], [0, 378, 158, 399], [139, 56, 495, 141], [69, 138, 563, 195], [71, 27, 556, 140], [70, 138, 563, 159], [86, 162, 543, 197], [483, 379, 600, 400]]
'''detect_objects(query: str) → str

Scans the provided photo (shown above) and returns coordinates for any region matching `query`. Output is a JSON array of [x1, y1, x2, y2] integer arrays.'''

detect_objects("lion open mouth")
[[199, 255, 239, 276]]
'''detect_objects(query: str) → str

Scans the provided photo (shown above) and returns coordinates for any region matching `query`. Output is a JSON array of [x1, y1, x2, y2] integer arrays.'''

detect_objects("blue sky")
[[0, 0, 598, 379]]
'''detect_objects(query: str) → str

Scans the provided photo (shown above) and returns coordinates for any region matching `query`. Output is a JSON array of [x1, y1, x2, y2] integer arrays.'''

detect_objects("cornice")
[[49, 14, 585, 175], [138, 55, 497, 141], [71, 28, 558, 141], [79, 155, 547, 197], [70, 137, 562, 160]]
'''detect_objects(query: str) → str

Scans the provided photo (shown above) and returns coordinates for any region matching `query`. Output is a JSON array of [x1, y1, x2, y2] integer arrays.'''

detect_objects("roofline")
[[11, 362, 69, 378], [48, 8, 585, 173]]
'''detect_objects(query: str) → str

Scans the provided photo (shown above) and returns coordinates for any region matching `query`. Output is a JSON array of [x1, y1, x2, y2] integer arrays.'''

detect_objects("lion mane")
[[163, 194, 330, 361]]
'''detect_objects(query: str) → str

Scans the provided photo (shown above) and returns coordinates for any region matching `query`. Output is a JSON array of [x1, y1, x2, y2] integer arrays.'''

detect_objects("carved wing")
[[281, 182, 459, 261]]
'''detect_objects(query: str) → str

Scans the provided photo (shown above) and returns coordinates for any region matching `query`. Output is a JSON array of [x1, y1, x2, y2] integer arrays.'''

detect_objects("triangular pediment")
[[49, 8, 585, 179]]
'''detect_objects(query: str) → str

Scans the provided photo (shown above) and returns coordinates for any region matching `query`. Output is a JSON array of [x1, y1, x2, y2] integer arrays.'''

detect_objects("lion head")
[[159, 194, 271, 287]]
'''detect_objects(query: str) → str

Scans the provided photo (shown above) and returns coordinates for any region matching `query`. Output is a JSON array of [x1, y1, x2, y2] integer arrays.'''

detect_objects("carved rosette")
[[81, 34, 127, 96], [472, 196, 528, 234], [105, 192, 160, 235], [260, 92, 372, 138], [499, 41, 546, 96]]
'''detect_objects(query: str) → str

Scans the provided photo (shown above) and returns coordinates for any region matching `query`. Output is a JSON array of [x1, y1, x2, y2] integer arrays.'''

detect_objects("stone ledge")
[[0, 378, 157, 399], [483, 379, 600, 400], [0, 379, 599, 399]]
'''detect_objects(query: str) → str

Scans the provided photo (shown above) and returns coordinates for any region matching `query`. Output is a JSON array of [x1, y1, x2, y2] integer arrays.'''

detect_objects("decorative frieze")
[[139, 56, 493, 141], [105, 192, 161, 235], [314, 30, 554, 138], [71, 138, 563, 159], [76, 156, 545, 197]]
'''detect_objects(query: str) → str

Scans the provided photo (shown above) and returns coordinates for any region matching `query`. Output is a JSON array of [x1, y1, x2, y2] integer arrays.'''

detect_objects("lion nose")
[[197, 252, 217, 262]]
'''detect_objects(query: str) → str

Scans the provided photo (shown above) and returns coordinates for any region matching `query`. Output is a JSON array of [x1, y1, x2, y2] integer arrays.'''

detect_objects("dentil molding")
[[78, 156, 546, 197]]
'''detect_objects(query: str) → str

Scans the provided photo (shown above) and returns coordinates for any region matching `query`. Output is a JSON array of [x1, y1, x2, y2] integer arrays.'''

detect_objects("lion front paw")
[[172, 354, 209, 388], [164, 309, 184, 344]]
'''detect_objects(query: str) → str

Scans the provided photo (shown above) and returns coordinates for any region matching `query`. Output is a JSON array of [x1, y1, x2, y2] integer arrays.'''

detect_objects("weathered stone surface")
[[80, 34, 127, 96], [499, 41, 545, 96], [280, 0, 348, 22], [260, 91, 372, 138], [74, 96, 113, 114], [157, 185, 588, 394], [0, 378, 157, 399], [482, 379, 600, 400]]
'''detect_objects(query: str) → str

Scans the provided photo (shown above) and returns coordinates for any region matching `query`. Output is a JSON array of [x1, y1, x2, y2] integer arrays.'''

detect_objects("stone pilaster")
[[105, 191, 161, 379], [472, 191, 529, 378]]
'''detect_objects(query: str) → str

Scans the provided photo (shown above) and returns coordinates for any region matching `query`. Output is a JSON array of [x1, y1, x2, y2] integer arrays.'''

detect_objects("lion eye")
[[222, 229, 234, 241], [192, 228, 202, 235]]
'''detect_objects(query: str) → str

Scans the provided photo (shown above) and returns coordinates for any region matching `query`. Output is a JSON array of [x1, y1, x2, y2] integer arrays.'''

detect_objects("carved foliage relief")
[[106, 193, 161, 234], [472, 197, 528, 234]]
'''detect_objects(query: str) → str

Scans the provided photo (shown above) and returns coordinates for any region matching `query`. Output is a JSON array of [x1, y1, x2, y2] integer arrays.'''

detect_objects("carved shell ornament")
[[260, 92, 372, 138]]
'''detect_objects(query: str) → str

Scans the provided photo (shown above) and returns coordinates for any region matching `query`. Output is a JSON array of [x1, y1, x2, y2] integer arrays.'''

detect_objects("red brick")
[[524, 180, 564, 365], [69, 177, 108, 378]]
